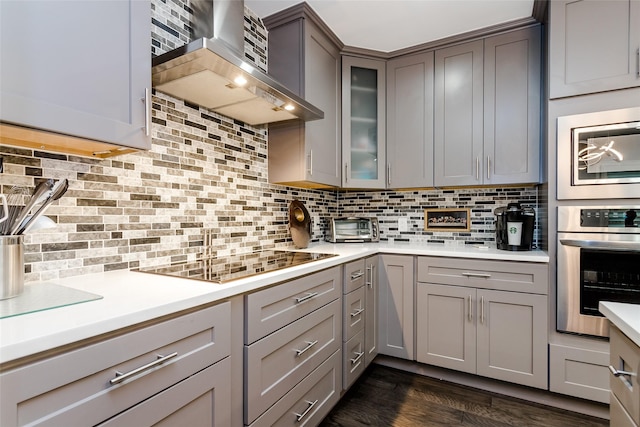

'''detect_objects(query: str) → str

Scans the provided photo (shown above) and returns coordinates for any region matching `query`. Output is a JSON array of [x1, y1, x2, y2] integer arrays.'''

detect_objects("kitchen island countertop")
[[600, 301, 640, 347], [0, 242, 548, 366]]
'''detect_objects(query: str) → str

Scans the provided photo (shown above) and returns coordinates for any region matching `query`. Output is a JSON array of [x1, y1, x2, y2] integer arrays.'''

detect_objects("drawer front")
[[343, 286, 365, 341], [549, 343, 610, 404], [610, 326, 640, 425], [249, 350, 341, 427], [245, 299, 341, 424], [97, 357, 231, 427], [344, 259, 366, 294], [0, 302, 231, 427], [245, 267, 341, 344], [343, 330, 366, 390], [417, 256, 548, 294]]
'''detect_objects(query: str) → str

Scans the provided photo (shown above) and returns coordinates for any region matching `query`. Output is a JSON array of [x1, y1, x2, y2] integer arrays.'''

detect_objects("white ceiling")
[[245, 0, 535, 53]]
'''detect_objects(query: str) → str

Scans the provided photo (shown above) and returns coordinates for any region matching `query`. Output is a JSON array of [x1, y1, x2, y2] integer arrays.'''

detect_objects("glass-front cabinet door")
[[342, 56, 386, 188]]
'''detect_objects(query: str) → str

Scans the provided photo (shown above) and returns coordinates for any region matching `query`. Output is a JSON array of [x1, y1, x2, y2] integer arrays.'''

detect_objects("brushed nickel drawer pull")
[[295, 292, 318, 304], [462, 272, 492, 279], [468, 295, 473, 321], [350, 307, 365, 318], [351, 270, 364, 281], [609, 365, 637, 378], [295, 399, 319, 422], [142, 87, 151, 137], [350, 351, 364, 365], [110, 352, 178, 385], [480, 296, 485, 324], [295, 340, 318, 357]]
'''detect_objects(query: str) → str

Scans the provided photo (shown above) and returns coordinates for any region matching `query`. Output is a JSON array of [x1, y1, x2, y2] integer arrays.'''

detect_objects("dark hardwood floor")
[[320, 364, 609, 427]]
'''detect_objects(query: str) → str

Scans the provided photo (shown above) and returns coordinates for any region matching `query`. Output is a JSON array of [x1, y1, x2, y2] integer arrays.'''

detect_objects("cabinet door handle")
[[294, 399, 319, 422], [475, 157, 480, 181], [462, 272, 492, 279], [345, 163, 349, 183], [480, 296, 485, 324], [350, 307, 365, 318], [307, 149, 313, 175], [468, 295, 473, 321], [366, 265, 375, 288], [142, 87, 151, 137], [295, 292, 318, 304], [110, 352, 178, 385], [636, 48, 639, 77], [486, 156, 491, 180], [295, 340, 318, 357], [350, 351, 365, 365], [609, 365, 637, 378], [351, 270, 364, 281], [387, 163, 391, 186]]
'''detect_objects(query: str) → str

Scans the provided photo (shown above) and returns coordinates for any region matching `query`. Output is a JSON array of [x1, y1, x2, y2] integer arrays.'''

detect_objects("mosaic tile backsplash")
[[0, 1, 541, 283]]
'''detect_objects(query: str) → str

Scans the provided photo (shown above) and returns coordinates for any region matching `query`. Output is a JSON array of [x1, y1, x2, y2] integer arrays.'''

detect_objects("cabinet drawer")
[[97, 357, 231, 427], [343, 329, 366, 390], [343, 286, 365, 341], [610, 326, 640, 425], [0, 302, 231, 427], [549, 343, 610, 404], [245, 299, 341, 424], [344, 259, 366, 294], [417, 256, 548, 294], [249, 350, 341, 427], [245, 267, 341, 344]]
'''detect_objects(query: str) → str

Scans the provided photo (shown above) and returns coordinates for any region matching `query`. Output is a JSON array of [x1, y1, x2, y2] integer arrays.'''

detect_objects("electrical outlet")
[[398, 218, 408, 232]]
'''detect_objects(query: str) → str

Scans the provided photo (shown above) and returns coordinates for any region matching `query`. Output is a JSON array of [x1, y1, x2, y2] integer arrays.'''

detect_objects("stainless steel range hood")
[[151, 0, 323, 126]]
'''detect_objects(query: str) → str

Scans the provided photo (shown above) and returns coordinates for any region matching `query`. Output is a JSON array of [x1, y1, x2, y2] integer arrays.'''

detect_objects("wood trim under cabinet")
[[0, 123, 139, 159]]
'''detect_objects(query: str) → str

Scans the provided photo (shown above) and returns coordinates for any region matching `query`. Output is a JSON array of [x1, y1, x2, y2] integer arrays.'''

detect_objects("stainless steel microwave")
[[557, 107, 640, 200], [326, 217, 379, 243]]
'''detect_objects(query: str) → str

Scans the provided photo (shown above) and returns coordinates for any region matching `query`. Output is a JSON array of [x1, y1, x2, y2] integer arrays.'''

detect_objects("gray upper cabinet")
[[484, 26, 541, 185], [265, 6, 342, 188], [342, 56, 386, 189], [434, 27, 541, 187], [550, 0, 640, 99], [0, 0, 151, 157], [434, 40, 484, 187], [386, 52, 435, 189]]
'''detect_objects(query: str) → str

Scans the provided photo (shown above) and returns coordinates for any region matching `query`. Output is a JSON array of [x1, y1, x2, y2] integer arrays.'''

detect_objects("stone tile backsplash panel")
[[0, 0, 541, 283]]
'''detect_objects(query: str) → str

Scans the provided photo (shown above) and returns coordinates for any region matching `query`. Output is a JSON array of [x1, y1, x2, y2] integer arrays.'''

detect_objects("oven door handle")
[[559, 239, 640, 252]]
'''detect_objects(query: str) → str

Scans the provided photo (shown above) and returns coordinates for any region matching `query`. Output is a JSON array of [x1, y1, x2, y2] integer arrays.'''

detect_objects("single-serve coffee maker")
[[494, 203, 535, 251]]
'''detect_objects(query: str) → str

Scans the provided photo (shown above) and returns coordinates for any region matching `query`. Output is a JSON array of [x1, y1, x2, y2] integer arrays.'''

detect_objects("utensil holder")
[[1, 235, 24, 300]]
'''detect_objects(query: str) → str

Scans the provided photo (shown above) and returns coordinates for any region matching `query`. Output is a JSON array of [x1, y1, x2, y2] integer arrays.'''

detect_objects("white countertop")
[[600, 301, 640, 347], [0, 242, 548, 366]]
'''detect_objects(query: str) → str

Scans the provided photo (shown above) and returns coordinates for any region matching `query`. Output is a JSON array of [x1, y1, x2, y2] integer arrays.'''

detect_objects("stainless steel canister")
[[0, 235, 24, 299]]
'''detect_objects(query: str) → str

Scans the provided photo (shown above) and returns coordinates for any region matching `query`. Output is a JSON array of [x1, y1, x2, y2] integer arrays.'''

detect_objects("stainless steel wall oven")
[[557, 206, 640, 338], [557, 107, 640, 200]]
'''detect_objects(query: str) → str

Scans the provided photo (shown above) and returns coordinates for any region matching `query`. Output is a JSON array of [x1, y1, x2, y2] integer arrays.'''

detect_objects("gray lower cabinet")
[[548, 343, 610, 404], [415, 257, 548, 389], [0, 303, 232, 426], [244, 266, 342, 425], [386, 52, 434, 189], [342, 259, 367, 390], [549, 0, 640, 98], [378, 255, 414, 360], [0, 0, 151, 157], [264, 5, 342, 188], [434, 26, 541, 187], [609, 325, 640, 427]]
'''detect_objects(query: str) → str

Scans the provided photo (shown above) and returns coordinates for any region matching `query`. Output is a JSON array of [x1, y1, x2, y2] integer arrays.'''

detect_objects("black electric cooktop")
[[136, 250, 337, 284]]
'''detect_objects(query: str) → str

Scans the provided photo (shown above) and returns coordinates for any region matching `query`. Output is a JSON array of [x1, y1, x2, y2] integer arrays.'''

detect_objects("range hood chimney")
[[151, 0, 323, 126]]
